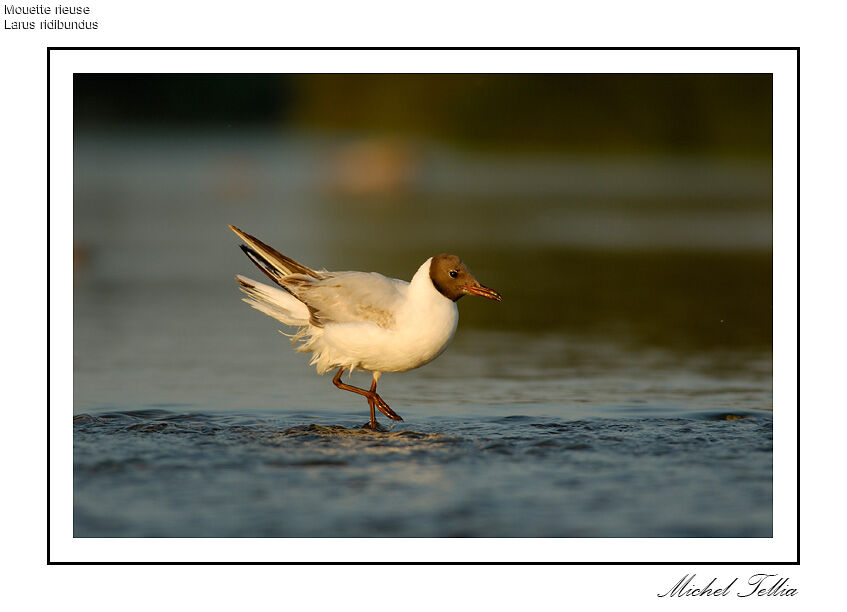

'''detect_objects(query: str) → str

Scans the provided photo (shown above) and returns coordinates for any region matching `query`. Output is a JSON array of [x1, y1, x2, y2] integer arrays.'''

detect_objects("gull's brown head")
[[429, 254, 502, 302]]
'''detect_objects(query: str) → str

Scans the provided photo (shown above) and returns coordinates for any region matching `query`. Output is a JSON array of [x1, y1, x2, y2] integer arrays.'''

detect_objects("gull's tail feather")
[[229, 225, 326, 284], [236, 275, 312, 328]]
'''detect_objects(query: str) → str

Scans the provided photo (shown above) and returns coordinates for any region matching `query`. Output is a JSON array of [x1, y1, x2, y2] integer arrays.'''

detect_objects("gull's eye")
[[449, 270, 458, 278]]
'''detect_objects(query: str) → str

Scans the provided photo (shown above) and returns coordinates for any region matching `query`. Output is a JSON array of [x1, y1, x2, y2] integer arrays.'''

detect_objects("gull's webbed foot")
[[372, 393, 403, 421]]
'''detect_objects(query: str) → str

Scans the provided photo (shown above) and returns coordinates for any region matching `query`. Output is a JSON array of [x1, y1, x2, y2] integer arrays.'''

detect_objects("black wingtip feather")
[[239, 244, 284, 286]]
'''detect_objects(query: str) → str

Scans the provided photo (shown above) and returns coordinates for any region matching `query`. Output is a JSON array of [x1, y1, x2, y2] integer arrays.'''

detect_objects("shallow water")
[[72, 131, 772, 537], [74, 405, 771, 538], [73, 321, 772, 537]]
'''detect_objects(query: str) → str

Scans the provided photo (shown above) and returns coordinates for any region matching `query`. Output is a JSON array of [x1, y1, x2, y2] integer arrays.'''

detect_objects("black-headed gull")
[[229, 225, 502, 429]]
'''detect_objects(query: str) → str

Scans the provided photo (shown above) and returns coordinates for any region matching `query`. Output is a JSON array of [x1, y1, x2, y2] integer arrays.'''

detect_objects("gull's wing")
[[229, 225, 327, 284], [281, 271, 408, 329]]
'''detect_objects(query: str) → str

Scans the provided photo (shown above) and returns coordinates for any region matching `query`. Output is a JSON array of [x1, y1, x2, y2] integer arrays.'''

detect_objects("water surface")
[[74, 404, 772, 538]]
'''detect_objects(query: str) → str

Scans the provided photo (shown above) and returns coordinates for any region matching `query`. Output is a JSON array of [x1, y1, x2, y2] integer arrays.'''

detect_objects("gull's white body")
[[238, 258, 458, 377]]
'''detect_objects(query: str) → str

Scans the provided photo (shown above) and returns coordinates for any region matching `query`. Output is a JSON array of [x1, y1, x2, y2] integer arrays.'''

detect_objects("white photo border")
[[50, 48, 797, 564]]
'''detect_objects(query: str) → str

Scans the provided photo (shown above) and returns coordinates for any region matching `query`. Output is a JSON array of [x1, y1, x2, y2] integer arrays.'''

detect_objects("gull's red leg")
[[332, 368, 403, 427], [369, 375, 403, 422]]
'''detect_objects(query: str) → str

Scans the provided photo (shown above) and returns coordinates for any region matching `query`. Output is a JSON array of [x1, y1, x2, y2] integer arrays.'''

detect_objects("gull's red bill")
[[463, 284, 503, 301]]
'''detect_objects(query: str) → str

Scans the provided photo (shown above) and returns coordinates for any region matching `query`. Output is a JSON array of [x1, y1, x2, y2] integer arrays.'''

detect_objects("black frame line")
[[50, 46, 799, 565]]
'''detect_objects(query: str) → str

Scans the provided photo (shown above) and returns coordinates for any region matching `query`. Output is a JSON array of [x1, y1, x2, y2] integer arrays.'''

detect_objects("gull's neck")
[[403, 257, 459, 338], [407, 257, 454, 307]]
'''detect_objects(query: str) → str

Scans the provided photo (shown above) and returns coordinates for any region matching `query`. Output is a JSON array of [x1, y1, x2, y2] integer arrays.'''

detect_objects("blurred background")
[[73, 74, 773, 537], [74, 74, 772, 410]]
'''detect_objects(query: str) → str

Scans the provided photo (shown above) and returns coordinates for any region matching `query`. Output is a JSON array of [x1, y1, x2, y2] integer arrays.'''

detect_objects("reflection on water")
[[72, 131, 772, 537]]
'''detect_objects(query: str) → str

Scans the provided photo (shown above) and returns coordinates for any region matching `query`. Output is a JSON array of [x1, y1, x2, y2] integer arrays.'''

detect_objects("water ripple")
[[73, 408, 773, 537]]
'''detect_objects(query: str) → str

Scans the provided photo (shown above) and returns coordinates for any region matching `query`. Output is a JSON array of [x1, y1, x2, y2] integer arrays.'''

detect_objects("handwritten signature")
[[658, 574, 797, 598]]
